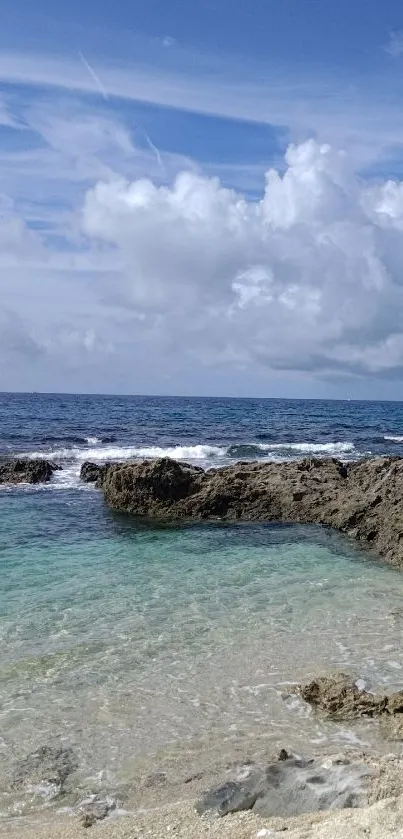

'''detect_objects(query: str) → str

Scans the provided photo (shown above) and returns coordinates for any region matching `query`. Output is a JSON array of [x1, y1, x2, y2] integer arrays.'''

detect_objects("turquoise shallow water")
[[2, 482, 403, 819]]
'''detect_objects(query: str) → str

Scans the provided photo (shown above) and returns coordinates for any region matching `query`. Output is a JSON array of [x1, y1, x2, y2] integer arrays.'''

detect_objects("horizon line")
[[0, 391, 401, 404]]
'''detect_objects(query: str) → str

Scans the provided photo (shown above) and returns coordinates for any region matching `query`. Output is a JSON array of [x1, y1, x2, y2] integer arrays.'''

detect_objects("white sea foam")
[[24, 443, 227, 463], [384, 435, 403, 442], [85, 436, 102, 445], [261, 441, 355, 454], [107, 444, 227, 461]]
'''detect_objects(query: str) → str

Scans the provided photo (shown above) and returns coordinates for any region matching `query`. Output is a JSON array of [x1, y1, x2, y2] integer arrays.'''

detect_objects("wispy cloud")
[[385, 30, 403, 58], [0, 49, 403, 173], [162, 36, 176, 48], [0, 92, 23, 128]]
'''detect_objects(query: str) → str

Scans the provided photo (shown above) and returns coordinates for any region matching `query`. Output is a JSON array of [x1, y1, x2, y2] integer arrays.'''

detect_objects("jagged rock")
[[298, 674, 387, 719], [0, 458, 59, 484], [297, 673, 403, 727], [11, 744, 78, 793], [99, 455, 403, 567], [196, 754, 370, 818]]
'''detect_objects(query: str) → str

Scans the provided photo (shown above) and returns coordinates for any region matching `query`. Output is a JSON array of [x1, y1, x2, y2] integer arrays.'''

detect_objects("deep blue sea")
[[2, 393, 403, 823]]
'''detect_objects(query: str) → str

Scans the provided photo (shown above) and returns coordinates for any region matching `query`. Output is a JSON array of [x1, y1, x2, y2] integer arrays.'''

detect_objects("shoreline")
[[7, 790, 403, 839], [3, 734, 403, 837]]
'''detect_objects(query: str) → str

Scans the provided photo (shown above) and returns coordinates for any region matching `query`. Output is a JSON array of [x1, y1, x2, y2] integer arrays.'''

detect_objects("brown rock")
[[297, 673, 403, 731], [99, 455, 403, 567], [298, 674, 387, 720]]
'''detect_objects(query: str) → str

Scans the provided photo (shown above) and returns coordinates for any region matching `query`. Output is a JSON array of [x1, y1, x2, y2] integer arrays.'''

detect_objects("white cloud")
[[81, 139, 403, 379]]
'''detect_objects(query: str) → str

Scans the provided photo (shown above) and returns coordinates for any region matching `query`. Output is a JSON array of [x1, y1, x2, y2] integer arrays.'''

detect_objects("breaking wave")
[[384, 435, 403, 443], [266, 442, 355, 454], [24, 443, 227, 462]]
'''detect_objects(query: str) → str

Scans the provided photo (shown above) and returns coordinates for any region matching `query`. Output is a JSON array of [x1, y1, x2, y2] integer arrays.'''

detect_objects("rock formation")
[[0, 458, 59, 484], [87, 455, 403, 566], [297, 673, 403, 737]]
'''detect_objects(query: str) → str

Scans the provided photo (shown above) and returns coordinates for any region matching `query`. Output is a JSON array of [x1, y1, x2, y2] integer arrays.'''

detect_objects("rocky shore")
[[80, 454, 403, 567]]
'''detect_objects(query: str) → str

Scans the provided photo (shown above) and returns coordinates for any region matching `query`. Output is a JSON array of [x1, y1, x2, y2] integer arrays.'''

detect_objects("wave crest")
[[22, 439, 355, 465]]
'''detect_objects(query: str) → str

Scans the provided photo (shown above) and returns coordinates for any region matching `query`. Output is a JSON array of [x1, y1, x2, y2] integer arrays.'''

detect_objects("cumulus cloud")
[[81, 139, 403, 379]]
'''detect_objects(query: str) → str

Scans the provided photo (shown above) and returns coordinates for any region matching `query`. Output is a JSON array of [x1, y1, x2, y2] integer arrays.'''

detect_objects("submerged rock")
[[11, 744, 78, 794], [0, 458, 59, 484], [99, 455, 403, 567], [297, 673, 403, 731], [196, 753, 370, 818]]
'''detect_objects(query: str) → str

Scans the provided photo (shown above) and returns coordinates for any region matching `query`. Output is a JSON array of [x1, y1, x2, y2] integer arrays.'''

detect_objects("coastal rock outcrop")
[[0, 458, 59, 484], [97, 455, 403, 566], [296, 673, 403, 737]]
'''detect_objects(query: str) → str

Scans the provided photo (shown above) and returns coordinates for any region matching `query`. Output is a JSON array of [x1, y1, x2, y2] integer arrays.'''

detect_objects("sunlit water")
[[2, 483, 403, 821]]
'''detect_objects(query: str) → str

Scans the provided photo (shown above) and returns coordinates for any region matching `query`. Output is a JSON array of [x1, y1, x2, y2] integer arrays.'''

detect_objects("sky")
[[3, 2, 403, 396]]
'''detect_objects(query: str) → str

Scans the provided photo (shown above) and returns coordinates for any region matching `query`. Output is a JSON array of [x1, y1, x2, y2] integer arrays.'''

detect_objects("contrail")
[[77, 51, 164, 176], [78, 51, 109, 100], [144, 131, 165, 175]]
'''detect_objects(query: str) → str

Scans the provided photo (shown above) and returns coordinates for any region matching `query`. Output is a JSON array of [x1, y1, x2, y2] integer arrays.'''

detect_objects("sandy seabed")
[[8, 794, 403, 839]]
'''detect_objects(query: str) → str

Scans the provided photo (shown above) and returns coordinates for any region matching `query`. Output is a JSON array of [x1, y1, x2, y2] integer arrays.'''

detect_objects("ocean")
[[2, 392, 403, 824]]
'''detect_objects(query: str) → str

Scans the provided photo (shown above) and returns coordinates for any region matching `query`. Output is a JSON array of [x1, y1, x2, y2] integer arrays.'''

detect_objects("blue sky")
[[2, 1, 403, 396]]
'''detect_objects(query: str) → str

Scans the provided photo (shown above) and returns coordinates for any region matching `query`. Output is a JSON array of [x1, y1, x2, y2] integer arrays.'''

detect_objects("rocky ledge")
[[84, 455, 403, 567], [0, 458, 59, 484]]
